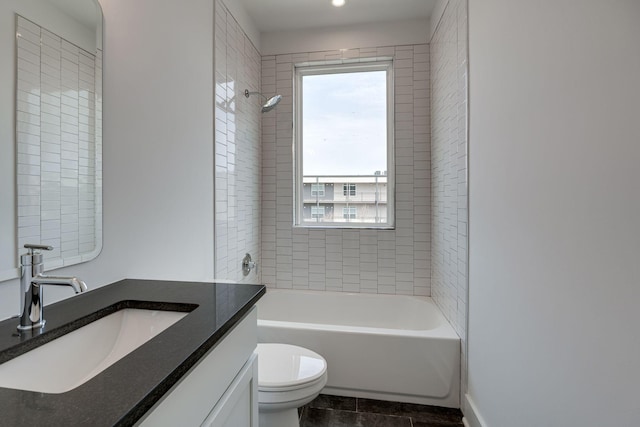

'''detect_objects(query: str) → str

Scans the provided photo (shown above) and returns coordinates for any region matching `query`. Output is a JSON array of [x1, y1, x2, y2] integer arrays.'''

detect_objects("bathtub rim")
[[257, 288, 460, 340], [257, 319, 459, 340]]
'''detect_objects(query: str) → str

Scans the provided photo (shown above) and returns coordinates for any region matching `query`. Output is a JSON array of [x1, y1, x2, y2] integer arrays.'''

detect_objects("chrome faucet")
[[18, 244, 88, 331]]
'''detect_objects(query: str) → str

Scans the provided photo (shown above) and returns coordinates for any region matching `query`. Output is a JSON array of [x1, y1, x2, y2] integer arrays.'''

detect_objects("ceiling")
[[237, 0, 438, 33]]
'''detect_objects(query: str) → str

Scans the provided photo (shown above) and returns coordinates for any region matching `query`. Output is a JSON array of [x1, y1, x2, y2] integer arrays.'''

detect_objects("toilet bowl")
[[256, 343, 328, 427]]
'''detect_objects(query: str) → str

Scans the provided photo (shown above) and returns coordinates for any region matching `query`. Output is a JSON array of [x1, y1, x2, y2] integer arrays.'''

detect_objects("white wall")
[[429, 0, 449, 42], [221, 0, 260, 52], [261, 19, 429, 56], [0, 0, 215, 320], [431, 0, 468, 347], [261, 44, 431, 295], [430, 0, 468, 406], [467, 1, 640, 426], [214, 0, 262, 284], [86, 0, 215, 281]]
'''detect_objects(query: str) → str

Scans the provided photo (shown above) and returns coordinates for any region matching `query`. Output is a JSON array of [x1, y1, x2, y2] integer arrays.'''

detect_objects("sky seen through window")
[[302, 70, 387, 176]]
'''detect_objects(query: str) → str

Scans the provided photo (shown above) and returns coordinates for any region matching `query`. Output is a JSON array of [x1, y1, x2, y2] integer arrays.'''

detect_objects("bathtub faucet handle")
[[242, 253, 256, 276]]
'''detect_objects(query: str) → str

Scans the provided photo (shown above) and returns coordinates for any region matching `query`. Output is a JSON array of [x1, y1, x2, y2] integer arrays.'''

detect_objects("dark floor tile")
[[308, 394, 357, 411], [357, 398, 463, 424], [356, 412, 412, 427], [300, 407, 411, 427], [412, 419, 464, 427], [300, 407, 357, 427]]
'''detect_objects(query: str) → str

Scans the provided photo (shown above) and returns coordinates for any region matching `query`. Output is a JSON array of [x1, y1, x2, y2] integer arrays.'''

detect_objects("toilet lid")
[[256, 343, 327, 389]]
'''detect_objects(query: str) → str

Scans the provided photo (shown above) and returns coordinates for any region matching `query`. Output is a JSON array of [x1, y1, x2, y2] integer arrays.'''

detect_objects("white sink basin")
[[0, 308, 188, 393]]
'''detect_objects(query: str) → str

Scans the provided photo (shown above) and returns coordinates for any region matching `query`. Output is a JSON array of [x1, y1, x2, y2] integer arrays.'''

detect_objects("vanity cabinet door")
[[136, 308, 257, 427], [202, 352, 258, 427]]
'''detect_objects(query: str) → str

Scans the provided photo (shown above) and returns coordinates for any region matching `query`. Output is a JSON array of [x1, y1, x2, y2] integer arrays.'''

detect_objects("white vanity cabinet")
[[137, 307, 259, 427]]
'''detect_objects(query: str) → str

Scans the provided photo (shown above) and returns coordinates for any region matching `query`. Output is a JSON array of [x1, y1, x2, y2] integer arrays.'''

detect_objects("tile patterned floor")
[[299, 394, 464, 427]]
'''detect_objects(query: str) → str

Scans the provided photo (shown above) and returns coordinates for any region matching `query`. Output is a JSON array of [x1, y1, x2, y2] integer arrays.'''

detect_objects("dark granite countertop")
[[0, 279, 265, 426]]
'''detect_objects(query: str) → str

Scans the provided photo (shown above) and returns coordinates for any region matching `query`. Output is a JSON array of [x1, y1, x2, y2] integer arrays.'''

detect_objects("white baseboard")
[[462, 393, 487, 427]]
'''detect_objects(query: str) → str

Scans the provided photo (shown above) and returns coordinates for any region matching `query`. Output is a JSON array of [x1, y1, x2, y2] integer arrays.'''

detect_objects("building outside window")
[[294, 60, 394, 228]]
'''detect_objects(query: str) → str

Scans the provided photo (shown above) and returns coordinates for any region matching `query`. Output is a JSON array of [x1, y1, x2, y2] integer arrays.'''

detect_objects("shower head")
[[244, 89, 282, 113], [261, 94, 282, 113]]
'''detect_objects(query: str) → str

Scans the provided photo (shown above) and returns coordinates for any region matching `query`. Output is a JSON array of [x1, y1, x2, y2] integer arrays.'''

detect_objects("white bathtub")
[[257, 289, 460, 408]]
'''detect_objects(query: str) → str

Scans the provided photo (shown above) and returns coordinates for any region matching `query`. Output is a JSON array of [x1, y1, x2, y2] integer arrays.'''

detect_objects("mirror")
[[0, 0, 103, 281]]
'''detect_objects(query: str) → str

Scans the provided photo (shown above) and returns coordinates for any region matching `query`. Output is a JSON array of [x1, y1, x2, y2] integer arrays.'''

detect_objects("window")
[[343, 206, 357, 220], [343, 183, 356, 197], [311, 206, 325, 218], [311, 183, 325, 197], [294, 60, 394, 228]]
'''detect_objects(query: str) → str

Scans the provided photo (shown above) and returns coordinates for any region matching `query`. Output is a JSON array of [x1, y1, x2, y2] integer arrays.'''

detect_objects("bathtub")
[[256, 289, 460, 408]]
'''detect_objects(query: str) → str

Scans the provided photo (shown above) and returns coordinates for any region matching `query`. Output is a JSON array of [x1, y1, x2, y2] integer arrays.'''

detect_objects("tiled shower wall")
[[214, 0, 261, 283], [16, 16, 102, 268], [261, 45, 431, 295], [430, 0, 469, 400]]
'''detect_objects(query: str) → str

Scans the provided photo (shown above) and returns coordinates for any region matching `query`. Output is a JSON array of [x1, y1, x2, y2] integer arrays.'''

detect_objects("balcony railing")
[[303, 175, 388, 204], [304, 191, 387, 203]]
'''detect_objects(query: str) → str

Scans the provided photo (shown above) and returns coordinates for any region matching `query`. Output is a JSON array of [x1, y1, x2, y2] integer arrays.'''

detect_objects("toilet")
[[256, 343, 328, 427]]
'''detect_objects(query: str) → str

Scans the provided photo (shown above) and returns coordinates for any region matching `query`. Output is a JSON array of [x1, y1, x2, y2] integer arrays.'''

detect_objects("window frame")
[[293, 60, 395, 229], [342, 206, 357, 220], [311, 205, 325, 218], [343, 183, 356, 197]]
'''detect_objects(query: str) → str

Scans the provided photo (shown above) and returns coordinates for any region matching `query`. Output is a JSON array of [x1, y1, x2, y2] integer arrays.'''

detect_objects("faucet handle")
[[24, 244, 53, 254], [242, 253, 257, 276]]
